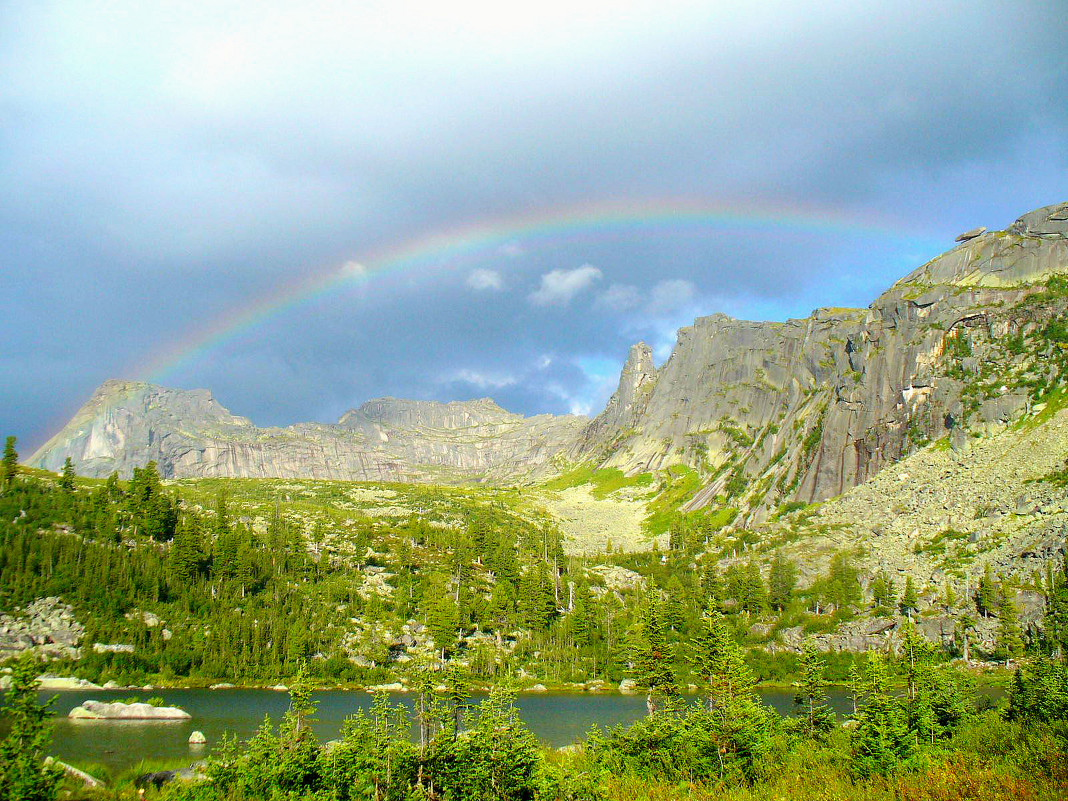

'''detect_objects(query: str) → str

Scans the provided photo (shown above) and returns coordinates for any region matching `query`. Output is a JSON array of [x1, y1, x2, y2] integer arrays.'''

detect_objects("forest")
[[1, 440, 1068, 799], [0, 439, 1059, 691]]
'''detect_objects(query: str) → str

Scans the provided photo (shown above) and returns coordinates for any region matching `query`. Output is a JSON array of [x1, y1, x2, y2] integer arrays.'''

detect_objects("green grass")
[[644, 465, 703, 536], [542, 465, 653, 499]]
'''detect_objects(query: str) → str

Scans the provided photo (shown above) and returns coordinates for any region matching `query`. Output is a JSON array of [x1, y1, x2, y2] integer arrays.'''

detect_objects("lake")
[[32, 687, 858, 773]]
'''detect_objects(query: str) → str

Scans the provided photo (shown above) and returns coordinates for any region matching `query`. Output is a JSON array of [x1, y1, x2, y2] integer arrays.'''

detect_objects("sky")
[[2, 0, 1066, 452]]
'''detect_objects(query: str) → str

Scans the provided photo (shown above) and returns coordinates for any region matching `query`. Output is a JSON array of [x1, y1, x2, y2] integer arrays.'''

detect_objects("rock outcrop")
[[575, 202, 1068, 518], [29, 202, 1068, 519], [68, 699, 191, 720], [30, 387, 587, 483], [0, 597, 84, 661]]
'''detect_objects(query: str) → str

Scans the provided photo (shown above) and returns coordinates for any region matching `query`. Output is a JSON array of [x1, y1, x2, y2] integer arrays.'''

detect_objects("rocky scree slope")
[[29, 387, 586, 482], [576, 202, 1068, 521]]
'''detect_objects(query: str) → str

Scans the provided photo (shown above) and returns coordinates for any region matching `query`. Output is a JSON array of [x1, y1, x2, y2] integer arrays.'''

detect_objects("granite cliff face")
[[29, 383, 587, 483], [31, 203, 1068, 508], [576, 202, 1068, 519]]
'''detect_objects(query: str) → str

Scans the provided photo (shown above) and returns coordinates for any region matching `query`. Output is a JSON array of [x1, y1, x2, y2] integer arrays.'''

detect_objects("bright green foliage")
[[321, 692, 418, 801], [423, 685, 544, 801], [850, 652, 914, 777], [741, 560, 767, 613], [2, 436, 17, 489], [1007, 657, 1068, 722], [793, 640, 834, 738], [899, 576, 919, 617], [629, 597, 679, 714], [995, 586, 1024, 660], [1044, 554, 1068, 657], [975, 562, 998, 618], [813, 551, 861, 612], [58, 458, 75, 493], [600, 608, 774, 784], [689, 610, 754, 711], [767, 552, 797, 611], [910, 666, 973, 745], [870, 570, 896, 612], [0, 656, 62, 801]]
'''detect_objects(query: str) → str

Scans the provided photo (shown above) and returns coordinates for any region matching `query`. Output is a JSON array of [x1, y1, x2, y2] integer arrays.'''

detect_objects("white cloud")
[[595, 283, 641, 312], [340, 260, 368, 278], [528, 264, 602, 306], [447, 368, 517, 390], [647, 279, 696, 315], [498, 241, 524, 258], [466, 268, 503, 291]]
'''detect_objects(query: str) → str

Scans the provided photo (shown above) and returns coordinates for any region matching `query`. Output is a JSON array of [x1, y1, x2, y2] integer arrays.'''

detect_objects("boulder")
[[955, 226, 987, 242], [526, 683, 548, 693], [188, 730, 207, 745], [68, 700, 191, 720], [618, 679, 638, 694]]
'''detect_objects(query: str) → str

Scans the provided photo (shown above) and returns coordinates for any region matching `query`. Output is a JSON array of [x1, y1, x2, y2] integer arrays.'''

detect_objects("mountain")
[[576, 201, 1068, 521], [28, 384, 586, 482], [30, 202, 1068, 511]]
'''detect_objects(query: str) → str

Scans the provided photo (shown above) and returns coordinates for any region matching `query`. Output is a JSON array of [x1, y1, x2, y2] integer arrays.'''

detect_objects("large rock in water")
[[30, 387, 587, 483], [68, 700, 191, 720]]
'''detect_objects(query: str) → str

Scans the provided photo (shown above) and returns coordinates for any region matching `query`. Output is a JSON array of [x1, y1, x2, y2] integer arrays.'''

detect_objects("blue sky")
[[2, 0, 1066, 451]]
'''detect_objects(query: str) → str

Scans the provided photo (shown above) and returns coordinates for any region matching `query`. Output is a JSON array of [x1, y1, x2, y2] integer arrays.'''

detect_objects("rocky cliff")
[[31, 202, 1068, 507], [29, 383, 587, 483], [576, 202, 1068, 519]]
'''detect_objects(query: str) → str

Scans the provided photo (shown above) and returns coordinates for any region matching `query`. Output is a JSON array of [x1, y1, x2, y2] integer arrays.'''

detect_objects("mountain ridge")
[[29, 202, 1068, 514]]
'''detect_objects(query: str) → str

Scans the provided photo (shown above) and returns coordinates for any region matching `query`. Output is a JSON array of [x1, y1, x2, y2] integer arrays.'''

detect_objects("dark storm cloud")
[[2, 1, 1066, 449]]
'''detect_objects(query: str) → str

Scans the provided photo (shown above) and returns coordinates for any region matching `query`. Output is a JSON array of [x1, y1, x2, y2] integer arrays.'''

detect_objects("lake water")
[[33, 687, 858, 773]]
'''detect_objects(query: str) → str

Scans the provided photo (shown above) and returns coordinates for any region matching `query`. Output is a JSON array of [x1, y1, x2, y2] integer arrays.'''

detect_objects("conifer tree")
[[59, 458, 75, 493], [976, 563, 998, 618], [851, 652, 914, 777], [741, 559, 767, 614], [689, 609, 754, 713], [900, 576, 919, 618], [0, 655, 62, 801], [794, 640, 834, 737], [996, 585, 1023, 660], [2, 436, 18, 489], [768, 552, 797, 611], [630, 597, 678, 715]]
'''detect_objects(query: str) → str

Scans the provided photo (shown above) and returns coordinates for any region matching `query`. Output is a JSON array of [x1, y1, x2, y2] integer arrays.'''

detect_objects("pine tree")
[[0, 655, 62, 801], [995, 586, 1023, 660], [741, 559, 767, 614], [2, 436, 18, 489], [630, 597, 678, 715], [851, 652, 914, 777], [976, 563, 998, 618], [689, 609, 754, 713], [768, 552, 797, 611], [794, 640, 833, 737], [662, 575, 687, 631], [59, 458, 75, 493], [900, 576, 919, 618]]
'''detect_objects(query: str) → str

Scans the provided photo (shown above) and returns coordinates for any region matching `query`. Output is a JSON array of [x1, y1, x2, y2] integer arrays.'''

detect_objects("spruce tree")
[[689, 609, 754, 713], [900, 576, 919, 618], [995, 586, 1023, 660], [794, 640, 834, 737], [630, 597, 678, 715], [768, 552, 797, 611], [2, 436, 18, 489], [59, 458, 75, 493], [976, 563, 998, 618], [851, 652, 914, 777], [0, 656, 62, 801]]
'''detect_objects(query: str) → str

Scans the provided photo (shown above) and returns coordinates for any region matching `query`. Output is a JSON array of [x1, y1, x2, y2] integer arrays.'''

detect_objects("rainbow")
[[137, 197, 937, 382]]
